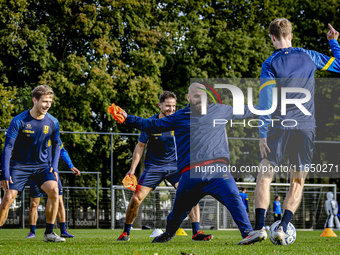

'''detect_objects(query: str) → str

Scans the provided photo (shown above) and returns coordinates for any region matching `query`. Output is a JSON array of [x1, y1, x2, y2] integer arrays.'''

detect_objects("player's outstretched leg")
[[204, 172, 265, 245], [173, 177, 213, 241], [152, 172, 202, 244], [117, 185, 152, 241]]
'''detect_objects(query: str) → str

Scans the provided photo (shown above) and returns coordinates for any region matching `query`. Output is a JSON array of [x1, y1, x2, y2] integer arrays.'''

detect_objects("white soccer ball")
[[269, 220, 296, 245], [265, 225, 270, 231]]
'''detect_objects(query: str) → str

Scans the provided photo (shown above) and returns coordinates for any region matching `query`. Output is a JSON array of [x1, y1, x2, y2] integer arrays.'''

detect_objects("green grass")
[[0, 229, 339, 255]]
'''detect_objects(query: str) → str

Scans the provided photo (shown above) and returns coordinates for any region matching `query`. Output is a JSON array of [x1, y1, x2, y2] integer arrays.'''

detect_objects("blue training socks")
[[30, 225, 36, 234], [255, 208, 267, 230], [60, 222, 66, 233], [45, 223, 54, 234], [124, 223, 132, 235], [279, 210, 293, 232], [192, 222, 200, 235]]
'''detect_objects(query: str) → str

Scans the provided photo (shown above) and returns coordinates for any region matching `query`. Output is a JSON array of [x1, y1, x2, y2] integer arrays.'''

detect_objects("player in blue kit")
[[114, 83, 259, 245], [239, 187, 249, 214], [241, 19, 340, 245], [26, 138, 80, 239], [0, 85, 64, 242], [117, 91, 211, 242], [273, 196, 282, 222]]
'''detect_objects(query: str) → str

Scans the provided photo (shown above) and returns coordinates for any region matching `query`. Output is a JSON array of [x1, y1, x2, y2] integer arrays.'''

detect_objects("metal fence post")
[[111, 133, 114, 229], [66, 188, 69, 229], [97, 173, 99, 229], [216, 201, 220, 230], [22, 189, 25, 229], [111, 187, 115, 229], [302, 194, 305, 229]]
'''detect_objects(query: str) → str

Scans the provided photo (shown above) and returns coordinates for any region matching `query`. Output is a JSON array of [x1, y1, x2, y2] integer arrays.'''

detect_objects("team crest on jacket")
[[43, 125, 49, 134]]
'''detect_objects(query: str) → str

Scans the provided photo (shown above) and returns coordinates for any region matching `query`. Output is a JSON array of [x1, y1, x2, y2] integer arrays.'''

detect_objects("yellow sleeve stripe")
[[259, 80, 276, 92], [321, 57, 335, 71], [60, 143, 64, 149]]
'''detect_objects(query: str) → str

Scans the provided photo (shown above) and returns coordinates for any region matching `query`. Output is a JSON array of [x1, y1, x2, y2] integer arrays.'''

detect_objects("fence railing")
[[1, 129, 340, 230]]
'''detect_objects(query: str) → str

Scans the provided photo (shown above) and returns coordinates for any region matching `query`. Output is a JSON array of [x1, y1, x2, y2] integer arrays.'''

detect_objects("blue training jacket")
[[138, 114, 177, 168], [1, 110, 60, 181], [259, 39, 340, 138], [126, 104, 254, 174]]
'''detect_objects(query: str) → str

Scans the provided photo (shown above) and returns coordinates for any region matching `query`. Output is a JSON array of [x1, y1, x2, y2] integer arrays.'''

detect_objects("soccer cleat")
[[238, 227, 267, 245], [43, 232, 66, 242], [151, 232, 174, 243], [192, 230, 213, 241], [273, 226, 287, 245], [25, 232, 36, 238], [61, 230, 74, 238], [116, 232, 130, 241]]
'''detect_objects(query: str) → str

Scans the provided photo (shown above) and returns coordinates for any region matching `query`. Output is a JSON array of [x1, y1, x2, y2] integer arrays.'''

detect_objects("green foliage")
[[0, 84, 16, 147], [1, 0, 340, 193]]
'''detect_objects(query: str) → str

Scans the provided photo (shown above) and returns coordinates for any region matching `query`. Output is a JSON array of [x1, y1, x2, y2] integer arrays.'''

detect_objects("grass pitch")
[[0, 229, 339, 255]]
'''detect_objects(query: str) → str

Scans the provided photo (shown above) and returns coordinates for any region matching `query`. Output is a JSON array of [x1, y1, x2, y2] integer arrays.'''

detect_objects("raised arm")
[[124, 113, 179, 134], [327, 24, 340, 59], [301, 24, 340, 72]]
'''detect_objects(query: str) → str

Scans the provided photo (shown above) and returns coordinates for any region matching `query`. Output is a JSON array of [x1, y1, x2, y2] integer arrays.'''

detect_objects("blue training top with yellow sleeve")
[[59, 139, 74, 169], [259, 39, 340, 138], [1, 110, 60, 181], [138, 114, 177, 170], [239, 192, 249, 211]]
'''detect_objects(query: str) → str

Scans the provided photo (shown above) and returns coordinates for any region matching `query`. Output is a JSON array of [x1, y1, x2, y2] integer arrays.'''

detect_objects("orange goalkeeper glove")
[[108, 103, 126, 123], [122, 174, 137, 191]]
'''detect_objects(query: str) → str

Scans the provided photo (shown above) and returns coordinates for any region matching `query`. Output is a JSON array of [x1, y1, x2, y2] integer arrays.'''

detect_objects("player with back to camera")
[[239, 19, 340, 245], [114, 83, 260, 245], [117, 91, 212, 242], [26, 138, 80, 239], [0, 85, 65, 242]]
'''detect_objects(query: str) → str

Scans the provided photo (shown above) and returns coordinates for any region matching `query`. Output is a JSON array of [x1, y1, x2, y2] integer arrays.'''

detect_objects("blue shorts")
[[30, 177, 63, 198], [137, 165, 180, 189], [266, 128, 315, 170], [9, 166, 57, 193]]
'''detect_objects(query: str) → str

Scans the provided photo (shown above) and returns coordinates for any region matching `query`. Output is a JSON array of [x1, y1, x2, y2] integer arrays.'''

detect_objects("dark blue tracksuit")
[[126, 104, 254, 237]]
